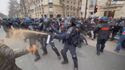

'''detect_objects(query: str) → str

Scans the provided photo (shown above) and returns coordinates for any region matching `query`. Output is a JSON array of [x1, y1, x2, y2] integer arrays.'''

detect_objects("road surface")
[[0, 27, 125, 70]]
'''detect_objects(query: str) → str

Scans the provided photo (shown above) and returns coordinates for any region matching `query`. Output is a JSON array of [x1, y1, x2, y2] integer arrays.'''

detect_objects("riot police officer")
[[39, 18, 61, 60], [54, 17, 79, 70], [94, 17, 110, 55]]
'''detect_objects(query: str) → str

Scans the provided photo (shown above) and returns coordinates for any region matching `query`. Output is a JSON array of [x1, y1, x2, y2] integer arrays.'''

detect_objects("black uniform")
[[40, 34, 61, 59], [39, 19, 61, 59], [55, 25, 79, 70], [95, 23, 110, 55]]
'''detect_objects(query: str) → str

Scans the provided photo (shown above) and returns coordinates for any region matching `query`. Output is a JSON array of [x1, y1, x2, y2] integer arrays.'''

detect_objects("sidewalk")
[[86, 37, 125, 56]]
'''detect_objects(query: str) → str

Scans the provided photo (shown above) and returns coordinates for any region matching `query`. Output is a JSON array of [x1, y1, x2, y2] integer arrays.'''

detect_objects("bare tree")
[[8, 0, 19, 17], [20, 0, 28, 17]]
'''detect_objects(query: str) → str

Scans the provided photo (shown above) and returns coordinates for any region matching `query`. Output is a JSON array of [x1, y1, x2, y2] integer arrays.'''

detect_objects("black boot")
[[74, 67, 78, 70], [61, 50, 68, 64], [34, 51, 41, 62], [100, 44, 105, 53], [42, 52, 48, 56], [51, 43, 61, 59], [61, 60, 68, 64], [61, 54, 68, 64], [42, 45, 48, 56], [73, 57, 78, 70], [57, 56, 61, 60], [96, 51, 100, 56], [34, 56, 41, 62], [96, 44, 101, 56], [100, 49, 104, 53]]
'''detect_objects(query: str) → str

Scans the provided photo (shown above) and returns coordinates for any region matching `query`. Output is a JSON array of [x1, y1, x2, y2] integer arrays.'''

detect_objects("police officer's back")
[[54, 17, 79, 70], [95, 17, 110, 55]]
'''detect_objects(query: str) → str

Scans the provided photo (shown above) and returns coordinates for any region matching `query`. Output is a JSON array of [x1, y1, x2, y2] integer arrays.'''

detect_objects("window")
[[89, 0, 94, 8], [49, 3, 53, 8], [73, 7, 75, 11], [71, 6, 72, 10], [67, 5, 69, 8], [67, 1, 69, 3]]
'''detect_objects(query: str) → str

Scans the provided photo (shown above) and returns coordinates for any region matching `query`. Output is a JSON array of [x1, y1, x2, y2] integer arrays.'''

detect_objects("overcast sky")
[[0, 0, 9, 15]]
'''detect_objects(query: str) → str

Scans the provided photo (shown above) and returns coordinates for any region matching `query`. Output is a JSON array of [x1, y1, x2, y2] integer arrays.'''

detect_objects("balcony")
[[102, 0, 125, 9], [111, 0, 125, 7]]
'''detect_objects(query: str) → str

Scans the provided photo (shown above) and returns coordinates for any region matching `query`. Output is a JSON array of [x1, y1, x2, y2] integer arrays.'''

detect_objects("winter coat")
[[0, 43, 28, 70]]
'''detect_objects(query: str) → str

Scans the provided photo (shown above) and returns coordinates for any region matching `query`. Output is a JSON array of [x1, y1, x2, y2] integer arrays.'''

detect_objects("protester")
[[0, 39, 38, 70]]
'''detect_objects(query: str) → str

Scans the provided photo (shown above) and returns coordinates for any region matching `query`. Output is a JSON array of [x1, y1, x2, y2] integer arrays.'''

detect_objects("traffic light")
[[94, 5, 98, 13]]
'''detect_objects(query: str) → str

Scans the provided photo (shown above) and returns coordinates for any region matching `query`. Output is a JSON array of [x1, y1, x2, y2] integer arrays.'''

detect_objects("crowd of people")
[[0, 15, 125, 70]]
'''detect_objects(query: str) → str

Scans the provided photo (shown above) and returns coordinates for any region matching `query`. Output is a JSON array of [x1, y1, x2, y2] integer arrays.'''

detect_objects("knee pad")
[[72, 56, 78, 67], [50, 43, 55, 47], [61, 49, 66, 55], [52, 46, 56, 50], [61, 49, 64, 54], [72, 55, 77, 60]]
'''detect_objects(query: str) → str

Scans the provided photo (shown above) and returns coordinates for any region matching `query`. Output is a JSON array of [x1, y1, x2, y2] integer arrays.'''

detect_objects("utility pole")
[[84, 0, 88, 19]]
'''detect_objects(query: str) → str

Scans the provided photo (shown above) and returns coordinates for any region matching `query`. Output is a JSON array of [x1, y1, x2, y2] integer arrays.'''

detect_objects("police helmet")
[[70, 17, 76, 26], [99, 17, 109, 22]]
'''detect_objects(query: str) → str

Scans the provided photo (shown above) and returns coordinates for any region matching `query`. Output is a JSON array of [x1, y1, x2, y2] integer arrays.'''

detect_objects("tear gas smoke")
[[10, 27, 48, 39], [0, 27, 48, 48]]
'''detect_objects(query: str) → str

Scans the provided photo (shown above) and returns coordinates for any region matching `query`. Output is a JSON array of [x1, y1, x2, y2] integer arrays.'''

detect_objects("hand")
[[26, 47, 32, 53], [26, 45, 38, 54], [32, 44, 38, 54], [51, 33, 57, 38]]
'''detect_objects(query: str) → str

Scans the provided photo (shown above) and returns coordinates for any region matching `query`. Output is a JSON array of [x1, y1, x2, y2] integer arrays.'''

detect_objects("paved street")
[[0, 28, 125, 70]]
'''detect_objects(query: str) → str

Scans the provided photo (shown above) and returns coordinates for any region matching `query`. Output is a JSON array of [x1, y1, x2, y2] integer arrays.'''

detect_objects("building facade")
[[61, 0, 82, 17], [80, 0, 125, 18], [95, 0, 125, 18], [81, 0, 97, 18], [20, 0, 82, 18]]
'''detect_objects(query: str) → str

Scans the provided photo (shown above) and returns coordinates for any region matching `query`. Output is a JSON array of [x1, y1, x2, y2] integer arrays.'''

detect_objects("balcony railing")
[[111, 0, 125, 5], [102, 0, 125, 8]]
